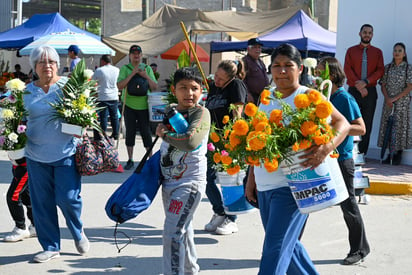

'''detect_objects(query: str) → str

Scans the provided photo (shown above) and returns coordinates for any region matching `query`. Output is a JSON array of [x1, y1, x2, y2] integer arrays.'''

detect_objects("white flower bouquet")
[[0, 78, 27, 151], [50, 59, 101, 131]]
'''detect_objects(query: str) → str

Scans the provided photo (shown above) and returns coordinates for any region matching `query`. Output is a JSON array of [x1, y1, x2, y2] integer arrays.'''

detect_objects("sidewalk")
[[362, 158, 412, 195], [0, 136, 411, 275]]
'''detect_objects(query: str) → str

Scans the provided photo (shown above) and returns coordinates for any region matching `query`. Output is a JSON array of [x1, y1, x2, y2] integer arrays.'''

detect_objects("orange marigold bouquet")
[[209, 88, 339, 175]]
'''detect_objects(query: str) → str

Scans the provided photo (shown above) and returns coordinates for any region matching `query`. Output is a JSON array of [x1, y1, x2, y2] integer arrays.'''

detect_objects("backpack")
[[127, 64, 149, 96]]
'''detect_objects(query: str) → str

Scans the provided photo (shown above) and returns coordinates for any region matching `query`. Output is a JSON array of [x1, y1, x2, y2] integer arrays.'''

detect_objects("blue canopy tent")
[[0, 12, 100, 50], [210, 10, 336, 56]]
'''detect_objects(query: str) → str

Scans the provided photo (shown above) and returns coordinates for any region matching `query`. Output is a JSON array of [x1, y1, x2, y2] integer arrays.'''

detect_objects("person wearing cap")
[[242, 38, 269, 105], [68, 45, 81, 72], [117, 45, 158, 170]]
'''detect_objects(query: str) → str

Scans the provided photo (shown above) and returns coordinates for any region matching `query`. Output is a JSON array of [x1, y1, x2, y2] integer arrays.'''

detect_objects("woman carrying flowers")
[[23, 46, 89, 263], [245, 44, 350, 275], [204, 60, 247, 235]]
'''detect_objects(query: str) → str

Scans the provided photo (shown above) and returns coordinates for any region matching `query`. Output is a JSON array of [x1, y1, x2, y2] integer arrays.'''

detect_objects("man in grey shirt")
[[92, 55, 120, 140]]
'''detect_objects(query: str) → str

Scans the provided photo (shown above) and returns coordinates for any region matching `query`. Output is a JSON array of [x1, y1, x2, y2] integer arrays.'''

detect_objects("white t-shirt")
[[92, 64, 120, 101], [254, 86, 308, 192]]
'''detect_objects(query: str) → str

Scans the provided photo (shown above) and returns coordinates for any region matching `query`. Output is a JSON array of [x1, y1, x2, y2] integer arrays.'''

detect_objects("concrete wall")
[[0, 1, 13, 32], [336, 0, 412, 164]]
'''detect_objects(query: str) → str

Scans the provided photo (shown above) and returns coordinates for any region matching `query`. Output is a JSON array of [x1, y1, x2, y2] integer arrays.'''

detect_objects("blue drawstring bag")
[[105, 150, 161, 223]]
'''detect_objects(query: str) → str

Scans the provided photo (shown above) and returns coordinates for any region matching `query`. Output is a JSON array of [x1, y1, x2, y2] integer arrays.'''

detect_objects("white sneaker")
[[75, 231, 90, 255], [215, 218, 239, 235], [204, 214, 225, 232], [33, 251, 60, 263], [3, 227, 30, 242], [28, 224, 37, 237]]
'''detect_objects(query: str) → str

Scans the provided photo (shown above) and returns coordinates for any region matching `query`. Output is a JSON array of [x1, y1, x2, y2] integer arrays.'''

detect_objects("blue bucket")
[[217, 171, 255, 215]]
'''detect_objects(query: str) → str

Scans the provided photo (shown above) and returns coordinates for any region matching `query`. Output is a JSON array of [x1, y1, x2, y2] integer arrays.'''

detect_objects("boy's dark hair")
[[173, 67, 203, 86]]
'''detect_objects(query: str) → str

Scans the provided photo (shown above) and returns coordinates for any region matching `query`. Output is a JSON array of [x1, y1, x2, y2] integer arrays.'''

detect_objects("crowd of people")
[[1, 22, 411, 274]]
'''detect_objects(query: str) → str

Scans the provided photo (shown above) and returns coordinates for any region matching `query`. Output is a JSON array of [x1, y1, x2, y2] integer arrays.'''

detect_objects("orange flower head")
[[315, 101, 333, 119], [210, 132, 220, 143], [224, 129, 230, 139], [300, 121, 318, 137], [292, 142, 300, 152], [227, 165, 241, 175], [264, 158, 279, 173], [247, 131, 267, 151], [255, 121, 271, 134], [307, 89, 323, 105], [221, 155, 233, 165], [294, 94, 311, 109], [229, 132, 242, 148], [260, 89, 271, 105], [330, 153, 340, 158], [251, 111, 269, 128], [222, 115, 230, 125], [244, 103, 258, 117], [247, 156, 260, 166], [269, 109, 283, 125], [232, 119, 249, 136], [299, 139, 312, 150], [213, 152, 221, 163], [313, 134, 330, 145]]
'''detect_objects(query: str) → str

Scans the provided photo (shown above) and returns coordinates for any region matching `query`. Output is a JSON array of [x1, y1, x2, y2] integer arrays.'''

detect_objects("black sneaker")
[[342, 252, 363, 265], [124, 160, 134, 170]]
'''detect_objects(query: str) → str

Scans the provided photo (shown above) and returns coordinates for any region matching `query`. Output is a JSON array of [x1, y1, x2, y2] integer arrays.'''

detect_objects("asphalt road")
[[1, 141, 411, 275]]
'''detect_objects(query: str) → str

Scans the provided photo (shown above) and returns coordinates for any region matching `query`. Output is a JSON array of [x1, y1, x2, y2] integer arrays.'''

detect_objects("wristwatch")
[[363, 79, 369, 85]]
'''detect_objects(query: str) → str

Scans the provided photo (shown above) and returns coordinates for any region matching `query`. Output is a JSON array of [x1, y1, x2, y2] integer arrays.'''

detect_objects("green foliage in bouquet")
[[50, 59, 101, 130]]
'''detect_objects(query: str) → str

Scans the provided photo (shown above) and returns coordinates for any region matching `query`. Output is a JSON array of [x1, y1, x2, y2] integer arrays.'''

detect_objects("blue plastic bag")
[[105, 150, 161, 223]]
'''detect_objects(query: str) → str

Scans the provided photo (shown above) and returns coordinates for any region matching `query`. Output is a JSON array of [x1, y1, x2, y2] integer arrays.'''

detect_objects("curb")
[[366, 181, 412, 195]]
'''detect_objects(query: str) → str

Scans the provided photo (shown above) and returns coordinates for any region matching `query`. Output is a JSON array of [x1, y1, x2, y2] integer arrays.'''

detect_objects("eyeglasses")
[[38, 60, 57, 66]]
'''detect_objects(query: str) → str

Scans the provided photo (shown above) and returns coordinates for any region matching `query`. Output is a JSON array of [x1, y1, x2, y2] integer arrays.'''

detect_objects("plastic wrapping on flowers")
[[208, 88, 339, 175], [49, 59, 101, 131], [0, 78, 27, 150]]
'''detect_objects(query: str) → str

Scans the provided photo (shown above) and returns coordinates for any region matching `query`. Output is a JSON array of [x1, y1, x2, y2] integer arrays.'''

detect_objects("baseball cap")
[[129, 45, 142, 54], [247, 38, 263, 46], [68, 45, 80, 55]]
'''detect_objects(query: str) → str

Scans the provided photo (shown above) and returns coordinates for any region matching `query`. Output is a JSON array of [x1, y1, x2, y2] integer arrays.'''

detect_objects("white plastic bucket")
[[281, 151, 348, 214], [148, 92, 167, 122], [216, 171, 255, 215]]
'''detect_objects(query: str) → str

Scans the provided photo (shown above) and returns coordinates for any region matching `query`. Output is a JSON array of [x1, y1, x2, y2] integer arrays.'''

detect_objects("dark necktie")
[[361, 47, 368, 80]]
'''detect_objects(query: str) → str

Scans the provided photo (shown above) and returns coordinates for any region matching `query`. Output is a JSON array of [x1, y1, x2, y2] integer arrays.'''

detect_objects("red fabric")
[[12, 171, 28, 202], [160, 40, 209, 62], [344, 44, 385, 87]]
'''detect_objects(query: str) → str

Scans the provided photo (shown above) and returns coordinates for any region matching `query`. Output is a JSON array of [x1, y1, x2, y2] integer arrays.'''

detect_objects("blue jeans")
[[94, 100, 119, 139], [27, 156, 83, 252], [257, 187, 318, 275], [205, 164, 236, 222]]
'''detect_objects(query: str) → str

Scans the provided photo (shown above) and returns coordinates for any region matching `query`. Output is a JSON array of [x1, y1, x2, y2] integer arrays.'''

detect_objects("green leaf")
[[177, 50, 190, 68]]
